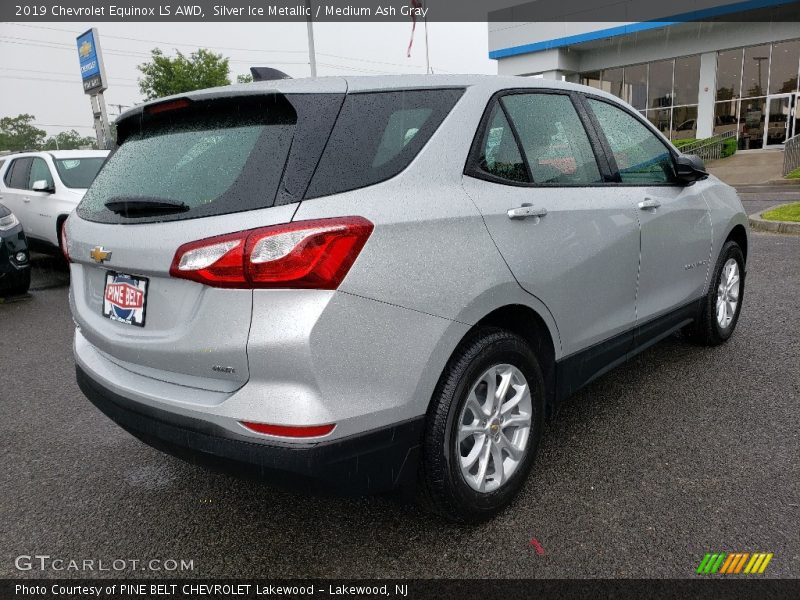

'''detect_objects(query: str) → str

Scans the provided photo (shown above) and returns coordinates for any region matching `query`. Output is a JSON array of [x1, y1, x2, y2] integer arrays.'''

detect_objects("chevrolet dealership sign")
[[76, 28, 107, 95]]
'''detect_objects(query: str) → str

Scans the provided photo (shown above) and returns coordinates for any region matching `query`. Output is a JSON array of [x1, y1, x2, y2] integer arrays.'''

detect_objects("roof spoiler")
[[250, 67, 292, 82]]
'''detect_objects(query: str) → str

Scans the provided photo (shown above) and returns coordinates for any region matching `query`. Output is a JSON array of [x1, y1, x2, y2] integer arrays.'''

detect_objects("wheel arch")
[[472, 304, 557, 417], [725, 223, 748, 264], [56, 213, 69, 246]]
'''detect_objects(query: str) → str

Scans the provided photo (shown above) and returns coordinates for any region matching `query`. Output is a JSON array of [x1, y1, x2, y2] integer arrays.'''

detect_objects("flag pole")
[[305, 0, 317, 77], [423, 6, 431, 73]]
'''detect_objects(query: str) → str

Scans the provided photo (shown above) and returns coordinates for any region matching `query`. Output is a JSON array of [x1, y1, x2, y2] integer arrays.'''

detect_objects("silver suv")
[[66, 76, 749, 522]]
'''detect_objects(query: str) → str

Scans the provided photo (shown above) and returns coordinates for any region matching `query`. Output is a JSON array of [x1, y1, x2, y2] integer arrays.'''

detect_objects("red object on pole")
[[406, 0, 423, 58]]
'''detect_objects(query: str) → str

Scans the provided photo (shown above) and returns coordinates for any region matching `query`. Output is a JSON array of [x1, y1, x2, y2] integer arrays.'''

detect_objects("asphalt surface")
[[1, 230, 798, 579]]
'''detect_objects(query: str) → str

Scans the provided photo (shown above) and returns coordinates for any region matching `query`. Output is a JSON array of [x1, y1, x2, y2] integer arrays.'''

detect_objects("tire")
[[683, 240, 745, 346], [419, 327, 545, 523], [2, 268, 30, 296]]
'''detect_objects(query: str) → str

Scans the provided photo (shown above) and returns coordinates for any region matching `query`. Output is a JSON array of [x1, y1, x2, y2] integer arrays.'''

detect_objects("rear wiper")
[[104, 196, 190, 217]]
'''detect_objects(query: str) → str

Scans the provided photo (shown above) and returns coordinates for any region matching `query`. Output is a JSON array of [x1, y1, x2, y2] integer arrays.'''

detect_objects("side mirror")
[[32, 179, 55, 193], [674, 154, 708, 185]]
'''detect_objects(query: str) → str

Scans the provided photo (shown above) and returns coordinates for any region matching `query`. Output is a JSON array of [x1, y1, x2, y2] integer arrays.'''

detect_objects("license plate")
[[102, 271, 148, 327]]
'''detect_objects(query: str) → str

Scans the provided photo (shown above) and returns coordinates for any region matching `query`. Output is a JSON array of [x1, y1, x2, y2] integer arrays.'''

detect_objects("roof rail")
[[249, 67, 292, 82]]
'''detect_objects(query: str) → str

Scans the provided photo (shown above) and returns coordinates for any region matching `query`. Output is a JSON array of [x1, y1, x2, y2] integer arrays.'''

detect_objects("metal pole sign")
[[76, 27, 108, 95]]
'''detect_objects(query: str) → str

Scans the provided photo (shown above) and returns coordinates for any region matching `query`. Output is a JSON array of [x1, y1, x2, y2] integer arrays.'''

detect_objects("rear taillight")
[[60, 220, 71, 262], [169, 217, 373, 289], [240, 421, 336, 438]]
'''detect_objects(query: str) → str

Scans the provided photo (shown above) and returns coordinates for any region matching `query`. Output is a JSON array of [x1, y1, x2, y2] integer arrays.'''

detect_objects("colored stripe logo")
[[697, 552, 773, 574]]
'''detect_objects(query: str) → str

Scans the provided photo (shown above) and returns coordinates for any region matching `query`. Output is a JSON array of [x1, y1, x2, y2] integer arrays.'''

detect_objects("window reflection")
[[624, 64, 648, 110], [601, 68, 624, 99], [716, 49, 743, 101], [674, 56, 700, 106], [769, 40, 800, 94], [648, 60, 674, 109], [742, 44, 771, 98]]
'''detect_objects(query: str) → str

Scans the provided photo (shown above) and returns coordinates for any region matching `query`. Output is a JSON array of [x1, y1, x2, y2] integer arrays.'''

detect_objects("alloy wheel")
[[456, 364, 532, 493], [716, 258, 740, 329]]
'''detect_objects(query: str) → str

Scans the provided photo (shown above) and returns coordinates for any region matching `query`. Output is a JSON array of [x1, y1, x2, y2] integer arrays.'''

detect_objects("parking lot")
[[1, 207, 798, 579]]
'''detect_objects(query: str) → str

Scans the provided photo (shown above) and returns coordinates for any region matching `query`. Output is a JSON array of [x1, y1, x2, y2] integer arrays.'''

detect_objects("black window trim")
[[464, 87, 615, 189], [577, 92, 683, 188]]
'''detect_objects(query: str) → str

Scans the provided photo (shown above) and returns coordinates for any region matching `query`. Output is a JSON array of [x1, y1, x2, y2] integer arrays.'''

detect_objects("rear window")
[[55, 157, 106, 189], [77, 96, 296, 224], [305, 88, 464, 198]]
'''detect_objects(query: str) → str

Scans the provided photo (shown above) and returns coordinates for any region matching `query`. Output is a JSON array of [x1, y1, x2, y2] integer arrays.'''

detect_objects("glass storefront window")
[[673, 56, 700, 105], [769, 40, 800, 94], [601, 67, 624, 99], [625, 64, 648, 110], [739, 96, 766, 148], [648, 60, 674, 108], [742, 44, 771, 97], [714, 100, 740, 137], [580, 71, 602, 90], [672, 105, 698, 140], [716, 49, 743, 100], [646, 108, 671, 136]]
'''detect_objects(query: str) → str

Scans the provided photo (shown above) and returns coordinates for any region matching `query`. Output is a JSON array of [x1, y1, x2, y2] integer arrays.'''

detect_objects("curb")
[[749, 203, 800, 234], [764, 178, 800, 186]]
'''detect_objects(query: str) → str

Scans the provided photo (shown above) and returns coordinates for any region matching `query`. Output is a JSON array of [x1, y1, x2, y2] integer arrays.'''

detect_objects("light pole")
[[753, 56, 768, 95], [305, 0, 317, 77]]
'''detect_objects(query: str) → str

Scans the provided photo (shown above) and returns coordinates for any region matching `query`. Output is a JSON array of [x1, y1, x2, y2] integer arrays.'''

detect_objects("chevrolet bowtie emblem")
[[90, 246, 112, 263]]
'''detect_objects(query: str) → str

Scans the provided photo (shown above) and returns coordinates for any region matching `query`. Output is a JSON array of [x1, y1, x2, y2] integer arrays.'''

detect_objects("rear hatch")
[[67, 87, 345, 391]]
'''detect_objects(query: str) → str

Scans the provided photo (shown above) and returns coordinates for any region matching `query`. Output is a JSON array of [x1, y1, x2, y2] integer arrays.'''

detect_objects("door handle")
[[23, 198, 31, 203], [638, 198, 661, 210], [507, 204, 548, 220]]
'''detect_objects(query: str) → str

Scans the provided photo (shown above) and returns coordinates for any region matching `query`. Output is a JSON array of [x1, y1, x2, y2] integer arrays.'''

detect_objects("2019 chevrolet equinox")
[[66, 75, 749, 522]]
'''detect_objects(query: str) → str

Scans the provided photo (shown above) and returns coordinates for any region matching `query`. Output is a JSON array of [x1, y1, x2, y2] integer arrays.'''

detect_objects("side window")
[[5, 158, 32, 189], [28, 157, 54, 190], [501, 93, 602, 185], [587, 98, 676, 184], [475, 102, 529, 183]]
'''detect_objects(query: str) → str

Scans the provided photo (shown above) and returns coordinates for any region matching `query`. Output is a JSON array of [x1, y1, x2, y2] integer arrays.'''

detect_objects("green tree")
[[43, 129, 97, 150], [137, 48, 231, 100], [236, 73, 253, 84], [0, 114, 46, 152]]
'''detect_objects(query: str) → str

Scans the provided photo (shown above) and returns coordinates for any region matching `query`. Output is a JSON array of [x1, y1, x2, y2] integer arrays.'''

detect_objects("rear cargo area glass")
[[305, 88, 464, 198], [77, 97, 297, 223]]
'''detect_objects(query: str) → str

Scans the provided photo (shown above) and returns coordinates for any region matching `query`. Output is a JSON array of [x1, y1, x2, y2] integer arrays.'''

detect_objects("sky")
[[0, 21, 496, 137]]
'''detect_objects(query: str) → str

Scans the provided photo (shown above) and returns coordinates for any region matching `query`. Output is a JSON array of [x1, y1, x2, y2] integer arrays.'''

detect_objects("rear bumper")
[[76, 364, 424, 496]]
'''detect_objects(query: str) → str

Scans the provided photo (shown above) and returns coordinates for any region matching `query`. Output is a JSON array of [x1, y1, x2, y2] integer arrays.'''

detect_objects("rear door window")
[[78, 96, 297, 224], [5, 158, 32, 190], [501, 93, 603, 185], [305, 88, 464, 198]]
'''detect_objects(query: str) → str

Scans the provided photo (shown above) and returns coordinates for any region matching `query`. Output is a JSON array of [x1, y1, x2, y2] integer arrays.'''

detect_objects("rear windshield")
[[54, 157, 106, 189], [305, 88, 464, 198], [77, 96, 296, 224]]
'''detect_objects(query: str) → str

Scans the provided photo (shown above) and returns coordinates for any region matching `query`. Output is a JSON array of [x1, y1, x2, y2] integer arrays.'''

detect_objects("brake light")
[[169, 217, 373, 289], [146, 98, 191, 114], [60, 220, 71, 262], [240, 421, 336, 438]]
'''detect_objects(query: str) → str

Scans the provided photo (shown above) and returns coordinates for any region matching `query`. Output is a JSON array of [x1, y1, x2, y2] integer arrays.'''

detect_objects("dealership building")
[[489, 1, 800, 148]]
